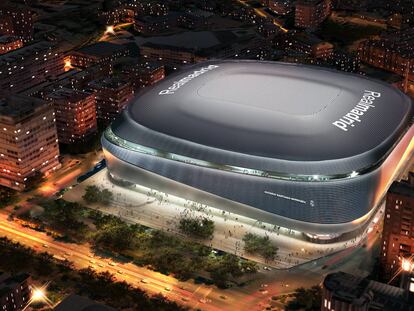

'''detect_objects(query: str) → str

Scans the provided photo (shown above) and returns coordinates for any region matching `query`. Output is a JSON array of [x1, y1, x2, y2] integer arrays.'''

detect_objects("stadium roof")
[[112, 60, 413, 175]]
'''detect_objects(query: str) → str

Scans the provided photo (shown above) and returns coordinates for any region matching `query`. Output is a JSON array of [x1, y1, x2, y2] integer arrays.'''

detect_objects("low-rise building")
[[69, 42, 129, 70], [322, 271, 414, 311], [137, 28, 262, 66], [359, 29, 414, 79], [0, 36, 22, 55], [274, 32, 334, 59], [0, 272, 32, 311], [54, 294, 117, 311]]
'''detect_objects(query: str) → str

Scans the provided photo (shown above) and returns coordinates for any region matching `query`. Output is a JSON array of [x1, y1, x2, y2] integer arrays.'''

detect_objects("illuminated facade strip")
[[105, 127, 368, 182]]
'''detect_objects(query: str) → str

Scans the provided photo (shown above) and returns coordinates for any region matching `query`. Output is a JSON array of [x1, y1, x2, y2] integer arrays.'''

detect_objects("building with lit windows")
[[69, 42, 129, 70], [102, 60, 414, 243], [322, 271, 414, 311], [46, 88, 97, 145], [0, 36, 22, 55], [120, 61, 165, 90], [359, 29, 414, 80], [0, 272, 32, 311], [0, 6, 34, 43], [380, 173, 414, 281], [88, 77, 134, 126], [295, 0, 331, 29], [0, 94, 60, 190], [0, 41, 64, 94]]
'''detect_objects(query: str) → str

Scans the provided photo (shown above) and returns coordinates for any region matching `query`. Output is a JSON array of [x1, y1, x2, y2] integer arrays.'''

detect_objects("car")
[[98, 263, 104, 268], [164, 287, 171, 291], [181, 297, 189, 302], [89, 260, 96, 264], [42, 244, 49, 248], [117, 270, 123, 274], [141, 279, 149, 284], [263, 266, 271, 271], [219, 295, 227, 300], [108, 262, 117, 266]]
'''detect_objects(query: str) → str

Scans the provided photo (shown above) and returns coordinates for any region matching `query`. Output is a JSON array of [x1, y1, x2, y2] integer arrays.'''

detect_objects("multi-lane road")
[[0, 202, 382, 311], [3, 205, 303, 311]]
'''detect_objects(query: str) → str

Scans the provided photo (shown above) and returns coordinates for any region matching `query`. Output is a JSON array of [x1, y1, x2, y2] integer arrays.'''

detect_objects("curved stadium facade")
[[102, 60, 414, 242]]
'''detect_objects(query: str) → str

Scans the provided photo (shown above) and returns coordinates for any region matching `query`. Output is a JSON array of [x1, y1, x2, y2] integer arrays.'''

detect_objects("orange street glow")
[[64, 58, 73, 72]]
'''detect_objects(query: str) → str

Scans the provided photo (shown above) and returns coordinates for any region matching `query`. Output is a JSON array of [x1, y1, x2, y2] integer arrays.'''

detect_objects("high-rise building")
[[0, 41, 64, 94], [46, 88, 97, 145], [0, 94, 60, 190], [0, 272, 32, 311], [88, 77, 134, 126], [380, 174, 414, 281], [0, 6, 34, 43], [295, 0, 331, 29]]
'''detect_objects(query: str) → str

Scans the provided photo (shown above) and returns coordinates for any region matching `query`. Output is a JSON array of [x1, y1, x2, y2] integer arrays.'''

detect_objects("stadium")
[[102, 60, 414, 243]]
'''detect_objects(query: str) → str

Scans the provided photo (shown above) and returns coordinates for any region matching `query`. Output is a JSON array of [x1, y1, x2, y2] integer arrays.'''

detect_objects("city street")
[[0, 207, 379, 311]]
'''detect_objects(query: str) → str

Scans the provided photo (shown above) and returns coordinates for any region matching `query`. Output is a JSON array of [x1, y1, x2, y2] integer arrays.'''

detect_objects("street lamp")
[[105, 25, 115, 35], [31, 288, 46, 301], [402, 257, 413, 272]]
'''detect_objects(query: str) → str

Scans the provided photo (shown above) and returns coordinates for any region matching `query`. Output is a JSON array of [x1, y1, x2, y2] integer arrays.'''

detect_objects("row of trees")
[[0, 237, 187, 311], [89, 213, 257, 287], [18, 197, 258, 288]]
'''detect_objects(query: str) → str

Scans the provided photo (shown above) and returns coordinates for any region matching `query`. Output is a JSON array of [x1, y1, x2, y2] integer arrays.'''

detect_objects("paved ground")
[[64, 168, 380, 270]]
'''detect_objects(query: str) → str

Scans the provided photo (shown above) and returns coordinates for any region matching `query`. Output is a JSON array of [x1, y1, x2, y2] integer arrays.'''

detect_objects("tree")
[[285, 286, 322, 311], [0, 186, 17, 208], [242, 233, 278, 261], [25, 171, 45, 191], [83, 186, 113, 205], [93, 217, 138, 252], [178, 217, 215, 239]]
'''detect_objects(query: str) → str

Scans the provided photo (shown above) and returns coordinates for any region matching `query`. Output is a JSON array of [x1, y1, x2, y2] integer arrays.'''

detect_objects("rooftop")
[[54, 295, 117, 311], [0, 94, 48, 121], [135, 28, 256, 51], [388, 176, 414, 198], [89, 77, 130, 90], [324, 272, 414, 311], [47, 88, 92, 102], [0, 41, 54, 66], [119, 60, 413, 172], [75, 42, 128, 58]]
